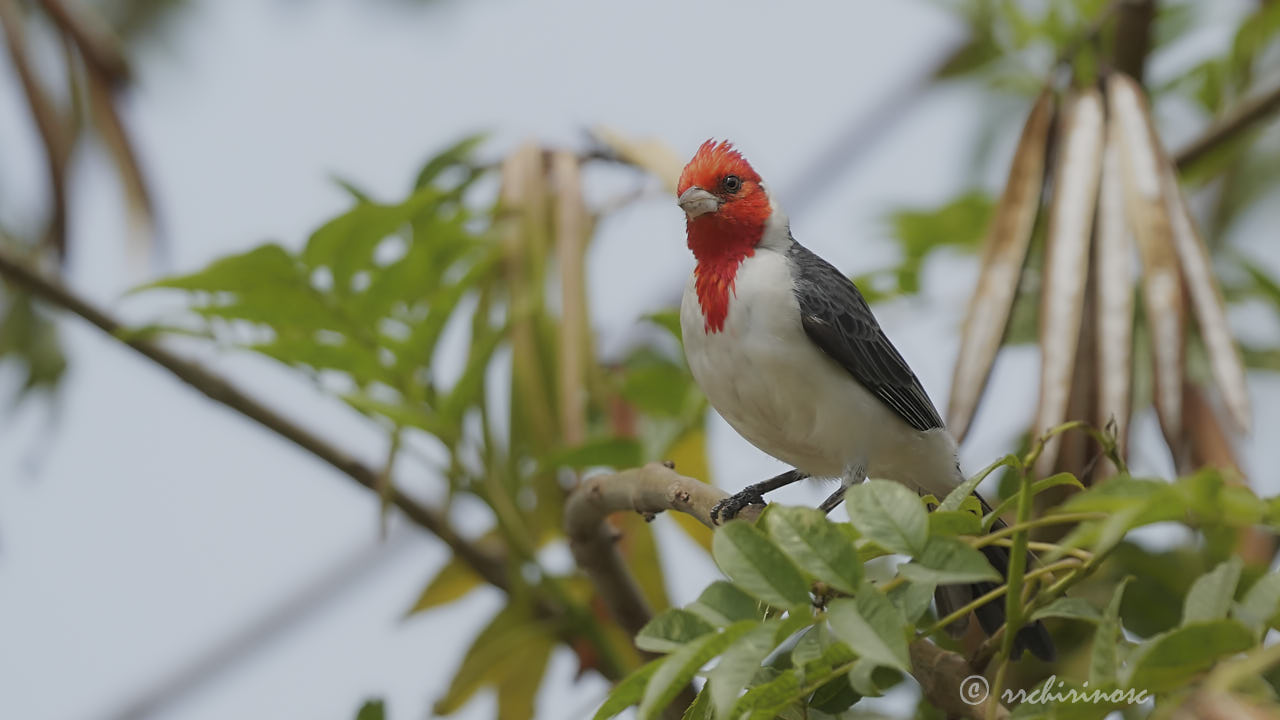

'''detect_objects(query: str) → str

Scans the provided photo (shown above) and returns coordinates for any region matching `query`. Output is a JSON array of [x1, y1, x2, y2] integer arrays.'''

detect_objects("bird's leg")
[[711, 469, 807, 525], [819, 464, 866, 515]]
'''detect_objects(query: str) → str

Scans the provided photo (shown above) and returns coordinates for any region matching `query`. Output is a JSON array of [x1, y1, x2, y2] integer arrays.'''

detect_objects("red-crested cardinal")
[[676, 140, 1053, 661]]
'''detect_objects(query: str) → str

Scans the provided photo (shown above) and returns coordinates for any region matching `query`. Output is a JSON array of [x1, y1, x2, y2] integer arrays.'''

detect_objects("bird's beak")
[[678, 187, 720, 219]]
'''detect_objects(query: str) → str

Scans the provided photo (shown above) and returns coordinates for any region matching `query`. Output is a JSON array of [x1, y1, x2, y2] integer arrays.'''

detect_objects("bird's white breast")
[[680, 248, 961, 495]]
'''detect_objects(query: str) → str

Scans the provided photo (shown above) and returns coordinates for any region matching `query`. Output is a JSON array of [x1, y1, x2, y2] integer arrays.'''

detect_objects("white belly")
[[680, 249, 961, 495]]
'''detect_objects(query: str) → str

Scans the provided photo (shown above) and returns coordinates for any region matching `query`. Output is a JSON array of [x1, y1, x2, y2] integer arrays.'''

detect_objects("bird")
[[675, 139, 1054, 661]]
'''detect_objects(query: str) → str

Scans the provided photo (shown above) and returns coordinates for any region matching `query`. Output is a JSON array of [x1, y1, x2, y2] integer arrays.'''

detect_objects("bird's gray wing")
[[787, 241, 945, 433]]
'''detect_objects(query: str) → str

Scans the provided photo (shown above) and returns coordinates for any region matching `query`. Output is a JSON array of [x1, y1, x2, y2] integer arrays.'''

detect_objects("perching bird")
[[676, 139, 1053, 661]]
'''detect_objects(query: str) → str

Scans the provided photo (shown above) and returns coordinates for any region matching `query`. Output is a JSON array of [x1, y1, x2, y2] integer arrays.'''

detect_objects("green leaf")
[[730, 641, 857, 720], [898, 535, 1000, 585], [827, 587, 911, 673], [354, 699, 384, 720], [929, 510, 983, 536], [846, 656, 902, 697], [984, 473, 1085, 528], [686, 581, 765, 627], [711, 522, 811, 609], [638, 621, 756, 720], [407, 557, 482, 614], [414, 133, 487, 189], [1235, 572, 1280, 635], [1124, 620, 1256, 693], [543, 437, 643, 471], [709, 617, 810, 719], [888, 580, 936, 625], [844, 479, 928, 556], [593, 657, 665, 720], [680, 683, 713, 720], [809, 672, 861, 714], [636, 609, 717, 654], [135, 244, 306, 295], [1090, 578, 1131, 687], [762, 505, 863, 595], [1183, 556, 1243, 625], [1030, 597, 1102, 625], [434, 603, 553, 718], [939, 462, 997, 512], [302, 187, 441, 295]]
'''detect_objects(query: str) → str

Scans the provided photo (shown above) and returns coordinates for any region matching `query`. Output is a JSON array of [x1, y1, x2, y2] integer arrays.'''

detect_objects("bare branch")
[[1174, 77, 1280, 170], [565, 462, 1007, 720]]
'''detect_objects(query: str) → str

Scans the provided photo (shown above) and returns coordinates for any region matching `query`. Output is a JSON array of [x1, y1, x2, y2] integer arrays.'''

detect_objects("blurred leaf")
[[844, 479, 928, 556], [1031, 597, 1102, 625], [0, 290, 67, 399], [666, 428, 714, 552], [414, 133, 487, 190], [636, 609, 716, 654], [1234, 571, 1280, 636], [1124, 620, 1256, 693], [761, 506, 863, 595], [712, 522, 811, 609], [680, 683, 712, 720], [136, 243, 306, 295], [928, 510, 983, 536], [899, 535, 1000, 585], [302, 187, 441, 295], [1183, 556, 1243, 625], [884, 191, 995, 296], [686, 581, 765, 627], [593, 657, 664, 720], [407, 557, 482, 614], [354, 699, 384, 720], [827, 587, 910, 673], [615, 511, 671, 613], [637, 621, 756, 720], [544, 437, 643, 471], [434, 602, 554, 718], [888, 580, 936, 625]]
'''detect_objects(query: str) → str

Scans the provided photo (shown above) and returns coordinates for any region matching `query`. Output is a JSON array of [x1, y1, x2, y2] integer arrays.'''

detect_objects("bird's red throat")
[[687, 214, 764, 334]]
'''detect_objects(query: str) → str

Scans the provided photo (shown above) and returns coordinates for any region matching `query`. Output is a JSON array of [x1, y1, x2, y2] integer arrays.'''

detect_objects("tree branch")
[[0, 243, 509, 589], [1174, 77, 1280, 170], [565, 462, 1008, 720]]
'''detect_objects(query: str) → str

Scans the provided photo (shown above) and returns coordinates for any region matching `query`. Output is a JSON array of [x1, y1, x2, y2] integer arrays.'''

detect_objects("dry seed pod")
[[948, 90, 1055, 441], [1033, 88, 1105, 475]]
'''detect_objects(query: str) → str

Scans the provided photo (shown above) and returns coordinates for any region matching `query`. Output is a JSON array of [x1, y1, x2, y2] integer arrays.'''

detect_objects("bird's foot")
[[710, 490, 765, 525]]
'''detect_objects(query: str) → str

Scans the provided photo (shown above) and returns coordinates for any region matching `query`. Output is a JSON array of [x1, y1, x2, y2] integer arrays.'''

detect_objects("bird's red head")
[[677, 140, 771, 333]]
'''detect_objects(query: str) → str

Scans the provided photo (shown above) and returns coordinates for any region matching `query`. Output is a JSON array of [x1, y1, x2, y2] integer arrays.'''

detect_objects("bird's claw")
[[710, 491, 765, 525]]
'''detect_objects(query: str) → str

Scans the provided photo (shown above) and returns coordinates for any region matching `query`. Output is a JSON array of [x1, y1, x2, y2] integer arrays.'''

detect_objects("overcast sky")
[[1, 1, 1276, 718]]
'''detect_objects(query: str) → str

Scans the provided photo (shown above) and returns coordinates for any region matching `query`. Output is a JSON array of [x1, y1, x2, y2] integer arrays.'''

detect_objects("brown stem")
[[1174, 78, 1280, 170], [35, 0, 130, 83], [0, 0, 73, 257], [1112, 0, 1155, 82], [565, 463, 1008, 720]]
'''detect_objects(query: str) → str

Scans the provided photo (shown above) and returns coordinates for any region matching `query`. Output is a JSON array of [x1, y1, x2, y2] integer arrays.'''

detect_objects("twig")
[[35, 0, 130, 83], [565, 462, 1007, 720], [1174, 77, 1280, 170], [1112, 0, 1155, 83], [0, 0, 72, 257], [0, 244, 508, 588]]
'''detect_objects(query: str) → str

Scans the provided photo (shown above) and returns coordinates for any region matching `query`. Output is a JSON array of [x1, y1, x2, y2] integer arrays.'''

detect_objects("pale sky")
[[0, 1, 1275, 719]]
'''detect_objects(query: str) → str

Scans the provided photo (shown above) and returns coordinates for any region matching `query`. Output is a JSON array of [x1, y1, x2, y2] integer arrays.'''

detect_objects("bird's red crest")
[[677, 140, 761, 197], [678, 140, 771, 334]]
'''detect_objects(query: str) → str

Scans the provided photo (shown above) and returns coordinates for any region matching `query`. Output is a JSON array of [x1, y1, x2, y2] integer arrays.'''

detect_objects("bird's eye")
[[722, 175, 742, 193]]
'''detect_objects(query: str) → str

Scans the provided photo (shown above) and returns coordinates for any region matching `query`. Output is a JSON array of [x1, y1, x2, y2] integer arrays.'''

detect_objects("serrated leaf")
[[686, 581, 764, 627], [414, 133, 487, 189], [712, 522, 811, 609], [844, 479, 928, 556], [898, 535, 1000, 585], [407, 557, 482, 614], [1030, 597, 1102, 625], [1235, 572, 1280, 635], [134, 243, 305, 295], [1183, 556, 1243, 625], [1090, 577, 1131, 687], [730, 641, 857, 720], [593, 657, 665, 720], [827, 588, 910, 673], [638, 622, 756, 720], [1124, 620, 1256, 693], [708, 616, 810, 719], [762, 506, 863, 595], [636, 609, 716, 653], [303, 187, 441, 295]]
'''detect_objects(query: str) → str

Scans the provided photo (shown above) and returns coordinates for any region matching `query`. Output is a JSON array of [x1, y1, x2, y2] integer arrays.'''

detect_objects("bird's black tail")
[[933, 497, 1056, 662]]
